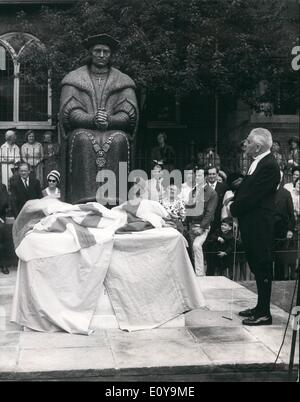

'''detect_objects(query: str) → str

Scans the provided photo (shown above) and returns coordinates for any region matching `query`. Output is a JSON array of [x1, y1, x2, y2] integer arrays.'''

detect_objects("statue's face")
[[91, 44, 111, 68]]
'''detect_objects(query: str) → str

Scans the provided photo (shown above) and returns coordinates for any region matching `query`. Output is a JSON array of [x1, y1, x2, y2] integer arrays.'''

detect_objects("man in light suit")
[[10, 162, 42, 217], [230, 128, 280, 326]]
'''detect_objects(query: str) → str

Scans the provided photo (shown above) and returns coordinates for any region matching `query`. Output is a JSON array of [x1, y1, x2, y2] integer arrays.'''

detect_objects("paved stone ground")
[[0, 267, 298, 382]]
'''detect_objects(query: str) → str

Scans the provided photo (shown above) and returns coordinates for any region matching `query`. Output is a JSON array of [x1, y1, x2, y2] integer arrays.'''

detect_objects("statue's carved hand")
[[95, 109, 109, 130], [96, 109, 108, 121]]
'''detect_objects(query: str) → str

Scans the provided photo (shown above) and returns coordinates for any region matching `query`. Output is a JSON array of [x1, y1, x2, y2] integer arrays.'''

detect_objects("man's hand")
[[192, 226, 204, 236], [287, 230, 294, 239], [217, 236, 225, 244], [217, 251, 227, 258]]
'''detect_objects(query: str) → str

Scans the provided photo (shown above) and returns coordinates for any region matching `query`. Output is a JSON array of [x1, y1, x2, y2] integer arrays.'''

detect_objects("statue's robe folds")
[[59, 66, 138, 204]]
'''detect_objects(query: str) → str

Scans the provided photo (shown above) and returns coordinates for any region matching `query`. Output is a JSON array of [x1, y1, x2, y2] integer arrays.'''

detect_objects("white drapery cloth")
[[11, 198, 205, 334]]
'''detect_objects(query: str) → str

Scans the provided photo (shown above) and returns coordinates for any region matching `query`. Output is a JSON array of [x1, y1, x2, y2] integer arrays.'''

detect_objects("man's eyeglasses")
[[48, 179, 57, 183]]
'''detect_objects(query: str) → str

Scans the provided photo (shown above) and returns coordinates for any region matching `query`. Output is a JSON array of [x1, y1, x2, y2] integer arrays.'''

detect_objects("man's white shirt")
[[247, 150, 271, 175], [208, 181, 217, 190]]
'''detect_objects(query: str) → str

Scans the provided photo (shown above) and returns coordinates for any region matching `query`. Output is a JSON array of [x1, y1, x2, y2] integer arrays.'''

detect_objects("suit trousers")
[[190, 227, 210, 276], [239, 209, 274, 315]]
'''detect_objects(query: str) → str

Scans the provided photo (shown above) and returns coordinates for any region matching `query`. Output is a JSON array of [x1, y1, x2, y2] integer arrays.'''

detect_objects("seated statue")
[[59, 34, 138, 203]]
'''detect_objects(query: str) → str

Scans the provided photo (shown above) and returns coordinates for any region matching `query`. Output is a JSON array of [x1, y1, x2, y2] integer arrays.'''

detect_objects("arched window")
[[0, 32, 52, 129], [0, 42, 14, 121]]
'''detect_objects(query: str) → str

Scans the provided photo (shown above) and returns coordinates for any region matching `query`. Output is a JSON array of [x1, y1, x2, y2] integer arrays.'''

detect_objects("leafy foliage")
[[17, 0, 298, 115]]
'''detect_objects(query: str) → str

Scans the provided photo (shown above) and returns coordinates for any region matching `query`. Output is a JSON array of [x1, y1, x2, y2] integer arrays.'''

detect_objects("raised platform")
[[0, 269, 298, 381]]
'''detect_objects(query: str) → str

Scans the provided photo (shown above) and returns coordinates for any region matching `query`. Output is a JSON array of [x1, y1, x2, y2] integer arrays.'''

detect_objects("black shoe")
[[242, 314, 272, 326], [1, 267, 9, 275], [238, 308, 257, 318]]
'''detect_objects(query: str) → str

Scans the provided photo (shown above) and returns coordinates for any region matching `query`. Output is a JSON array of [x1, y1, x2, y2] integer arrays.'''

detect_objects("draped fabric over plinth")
[[11, 198, 205, 334]]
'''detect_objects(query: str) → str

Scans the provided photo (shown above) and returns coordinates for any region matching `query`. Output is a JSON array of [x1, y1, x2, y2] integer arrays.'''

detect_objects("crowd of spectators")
[[0, 128, 61, 274], [0, 128, 299, 280], [146, 132, 299, 281], [0, 129, 59, 191]]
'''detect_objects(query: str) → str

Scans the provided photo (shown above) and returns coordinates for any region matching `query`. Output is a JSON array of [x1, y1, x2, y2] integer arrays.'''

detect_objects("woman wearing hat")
[[0, 129, 20, 189], [59, 33, 138, 204], [21, 130, 44, 186], [42, 170, 61, 199]]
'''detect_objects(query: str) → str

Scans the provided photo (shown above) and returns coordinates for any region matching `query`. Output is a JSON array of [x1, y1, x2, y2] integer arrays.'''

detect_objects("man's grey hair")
[[250, 128, 273, 151]]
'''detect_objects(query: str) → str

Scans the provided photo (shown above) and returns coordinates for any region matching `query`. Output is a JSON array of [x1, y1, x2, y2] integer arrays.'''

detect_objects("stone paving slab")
[[0, 347, 19, 371], [0, 269, 298, 381], [18, 346, 116, 372], [200, 342, 279, 365], [108, 327, 192, 342], [185, 309, 243, 327], [189, 326, 258, 344], [244, 325, 299, 362], [19, 330, 108, 349], [109, 336, 211, 369]]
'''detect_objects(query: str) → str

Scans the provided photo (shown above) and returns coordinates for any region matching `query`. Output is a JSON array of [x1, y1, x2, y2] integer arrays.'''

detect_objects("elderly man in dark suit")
[[230, 128, 280, 326], [10, 162, 42, 217]]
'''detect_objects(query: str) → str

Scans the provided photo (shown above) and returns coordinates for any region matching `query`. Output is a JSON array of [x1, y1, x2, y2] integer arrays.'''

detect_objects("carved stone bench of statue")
[[59, 34, 138, 204]]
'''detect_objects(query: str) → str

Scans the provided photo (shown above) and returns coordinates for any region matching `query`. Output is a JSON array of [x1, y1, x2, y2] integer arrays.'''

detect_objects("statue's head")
[[84, 33, 119, 69]]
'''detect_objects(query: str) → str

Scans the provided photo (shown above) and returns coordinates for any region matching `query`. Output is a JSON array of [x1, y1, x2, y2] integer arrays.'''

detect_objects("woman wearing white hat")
[[42, 170, 61, 199]]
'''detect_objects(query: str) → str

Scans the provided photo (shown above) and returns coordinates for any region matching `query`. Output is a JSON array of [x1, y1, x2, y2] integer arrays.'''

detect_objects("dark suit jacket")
[[186, 184, 218, 229], [0, 223, 17, 267], [274, 186, 295, 237], [230, 153, 280, 272], [210, 228, 235, 256], [209, 181, 227, 231], [10, 176, 42, 217], [0, 184, 9, 221], [230, 154, 280, 217]]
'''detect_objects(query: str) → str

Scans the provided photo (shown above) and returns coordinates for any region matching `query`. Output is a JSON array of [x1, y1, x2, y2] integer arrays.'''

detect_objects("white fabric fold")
[[11, 198, 205, 334]]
